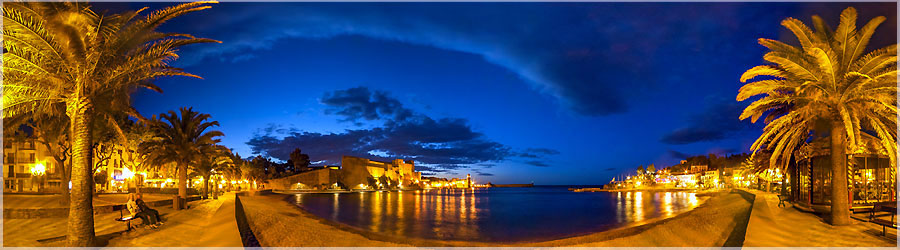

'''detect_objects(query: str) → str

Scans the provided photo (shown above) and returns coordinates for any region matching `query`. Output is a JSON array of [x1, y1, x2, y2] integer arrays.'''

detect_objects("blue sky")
[[97, 2, 896, 184]]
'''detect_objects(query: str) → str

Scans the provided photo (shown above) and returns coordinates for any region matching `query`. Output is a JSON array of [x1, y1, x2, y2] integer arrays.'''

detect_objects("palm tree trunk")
[[177, 162, 188, 209], [59, 161, 70, 205], [66, 98, 96, 247], [203, 174, 210, 199], [830, 121, 850, 225]]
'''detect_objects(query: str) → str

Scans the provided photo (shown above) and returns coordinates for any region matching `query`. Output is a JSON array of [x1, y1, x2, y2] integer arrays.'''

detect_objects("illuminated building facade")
[[3, 136, 59, 192], [340, 156, 421, 189], [3, 130, 147, 193], [789, 134, 897, 211]]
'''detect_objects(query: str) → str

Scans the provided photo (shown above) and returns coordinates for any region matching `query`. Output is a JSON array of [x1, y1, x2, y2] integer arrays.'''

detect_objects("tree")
[[194, 145, 231, 199], [242, 159, 266, 190], [223, 151, 244, 190], [140, 107, 224, 208], [5, 112, 72, 205], [636, 165, 645, 177], [737, 7, 896, 225], [647, 164, 656, 174], [2, 1, 218, 246], [119, 122, 155, 195], [290, 148, 311, 172]]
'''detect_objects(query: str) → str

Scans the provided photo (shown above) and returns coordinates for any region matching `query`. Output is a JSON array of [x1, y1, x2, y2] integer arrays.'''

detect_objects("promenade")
[[742, 189, 896, 247], [3, 194, 243, 247]]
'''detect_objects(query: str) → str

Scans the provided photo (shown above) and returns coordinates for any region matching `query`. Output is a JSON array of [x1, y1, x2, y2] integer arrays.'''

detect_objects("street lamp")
[[30, 163, 46, 176], [31, 163, 46, 192]]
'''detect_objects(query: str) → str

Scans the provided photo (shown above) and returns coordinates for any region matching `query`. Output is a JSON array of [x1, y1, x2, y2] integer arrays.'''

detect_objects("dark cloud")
[[475, 171, 494, 176], [519, 147, 561, 158], [248, 87, 556, 173], [660, 96, 757, 145], [667, 150, 691, 160], [604, 167, 616, 171], [524, 160, 550, 167], [320, 87, 414, 125]]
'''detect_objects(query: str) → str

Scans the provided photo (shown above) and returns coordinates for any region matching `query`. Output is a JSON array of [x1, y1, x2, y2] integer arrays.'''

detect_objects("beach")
[[237, 189, 753, 247]]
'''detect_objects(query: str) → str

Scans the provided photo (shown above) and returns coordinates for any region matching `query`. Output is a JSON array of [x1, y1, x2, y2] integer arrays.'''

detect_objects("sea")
[[288, 185, 703, 242]]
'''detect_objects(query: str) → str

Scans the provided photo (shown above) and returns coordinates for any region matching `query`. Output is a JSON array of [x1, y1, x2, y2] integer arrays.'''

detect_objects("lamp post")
[[30, 163, 46, 193]]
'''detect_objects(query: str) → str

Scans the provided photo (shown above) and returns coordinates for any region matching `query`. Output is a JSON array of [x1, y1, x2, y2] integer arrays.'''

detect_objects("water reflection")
[[294, 187, 704, 242]]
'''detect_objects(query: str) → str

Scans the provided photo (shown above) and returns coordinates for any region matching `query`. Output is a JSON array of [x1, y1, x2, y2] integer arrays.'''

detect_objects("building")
[[788, 133, 897, 212], [341, 156, 421, 189], [689, 165, 708, 174], [3, 129, 147, 193], [268, 156, 423, 190], [266, 167, 341, 190], [701, 170, 720, 188], [3, 136, 60, 192], [673, 174, 697, 188]]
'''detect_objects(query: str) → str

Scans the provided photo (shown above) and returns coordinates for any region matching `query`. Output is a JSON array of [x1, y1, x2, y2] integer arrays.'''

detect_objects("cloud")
[[660, 96, 757, 145], [524, 160, 550, 167], [667, 150, 691, 160], [165, 2, 790, 116], [320, 87, 414, 125], [247, 86, 556, 173], [519, 147, 561, 158], [604, 167, 616, 171]]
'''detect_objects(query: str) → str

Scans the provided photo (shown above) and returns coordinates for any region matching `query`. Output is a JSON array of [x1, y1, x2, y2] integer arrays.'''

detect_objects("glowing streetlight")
[[30, 163, 46, 176], [121, 167, 134, 179]]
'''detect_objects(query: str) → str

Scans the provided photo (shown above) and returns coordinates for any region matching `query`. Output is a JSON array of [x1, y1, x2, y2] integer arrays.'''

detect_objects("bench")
[[776, 194, 791, 207], [112, 204, 137, 231], [870, 202, 897, 236]]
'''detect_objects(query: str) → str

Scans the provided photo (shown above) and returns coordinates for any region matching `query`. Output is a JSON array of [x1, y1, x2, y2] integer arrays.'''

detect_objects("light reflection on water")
[[292, 187, 702, 242]]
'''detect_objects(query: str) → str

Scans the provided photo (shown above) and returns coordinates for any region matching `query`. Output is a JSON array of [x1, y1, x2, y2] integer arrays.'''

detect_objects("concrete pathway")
[[742, 189, 896, 247], [105, 193, 242, 247], [4, 194, 242, 247]]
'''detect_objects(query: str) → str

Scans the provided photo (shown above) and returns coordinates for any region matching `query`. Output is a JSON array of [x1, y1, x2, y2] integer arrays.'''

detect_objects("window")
[[29, 153, 35, 162], [6, 153, 14, 163], [811, 156, 832, 205], [7, 165, 13, 178], [26, 140, 34, 149]]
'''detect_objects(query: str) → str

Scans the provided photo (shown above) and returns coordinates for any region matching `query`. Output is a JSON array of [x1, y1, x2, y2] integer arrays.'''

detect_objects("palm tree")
[[2, 1, 218, 246], [120, 121, 157, 195], [737, 7, 896, 225], [223, 151, 245, 190], [140, 107, 224, 208], [194, 145, 232, 199]]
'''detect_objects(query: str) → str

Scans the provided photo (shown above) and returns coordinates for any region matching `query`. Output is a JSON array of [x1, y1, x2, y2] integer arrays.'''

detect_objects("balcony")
[[6, 172, 32, 179]]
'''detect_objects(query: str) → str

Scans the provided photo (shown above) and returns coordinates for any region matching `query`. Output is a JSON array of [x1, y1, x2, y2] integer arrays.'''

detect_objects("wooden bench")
[[776, 194, 790, 207], [870, 202, 897, 236], [112, 204, 137, 231]]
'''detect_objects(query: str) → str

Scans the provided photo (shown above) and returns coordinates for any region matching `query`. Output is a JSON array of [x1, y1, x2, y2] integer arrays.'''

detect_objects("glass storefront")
[[810, 156, 833, 205], [794, 155, 896, 206], [851, 156, 895, 205]]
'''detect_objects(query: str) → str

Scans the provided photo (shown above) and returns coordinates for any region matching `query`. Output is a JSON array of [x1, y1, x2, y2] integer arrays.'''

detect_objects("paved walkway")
[[3, 194, 242, 247], [742, 189, 896, 247]]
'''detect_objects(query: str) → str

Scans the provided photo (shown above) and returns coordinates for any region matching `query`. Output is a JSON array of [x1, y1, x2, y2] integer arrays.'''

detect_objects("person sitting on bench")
[[127, 193, 158, 228], [135, 193, 163, 224]]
